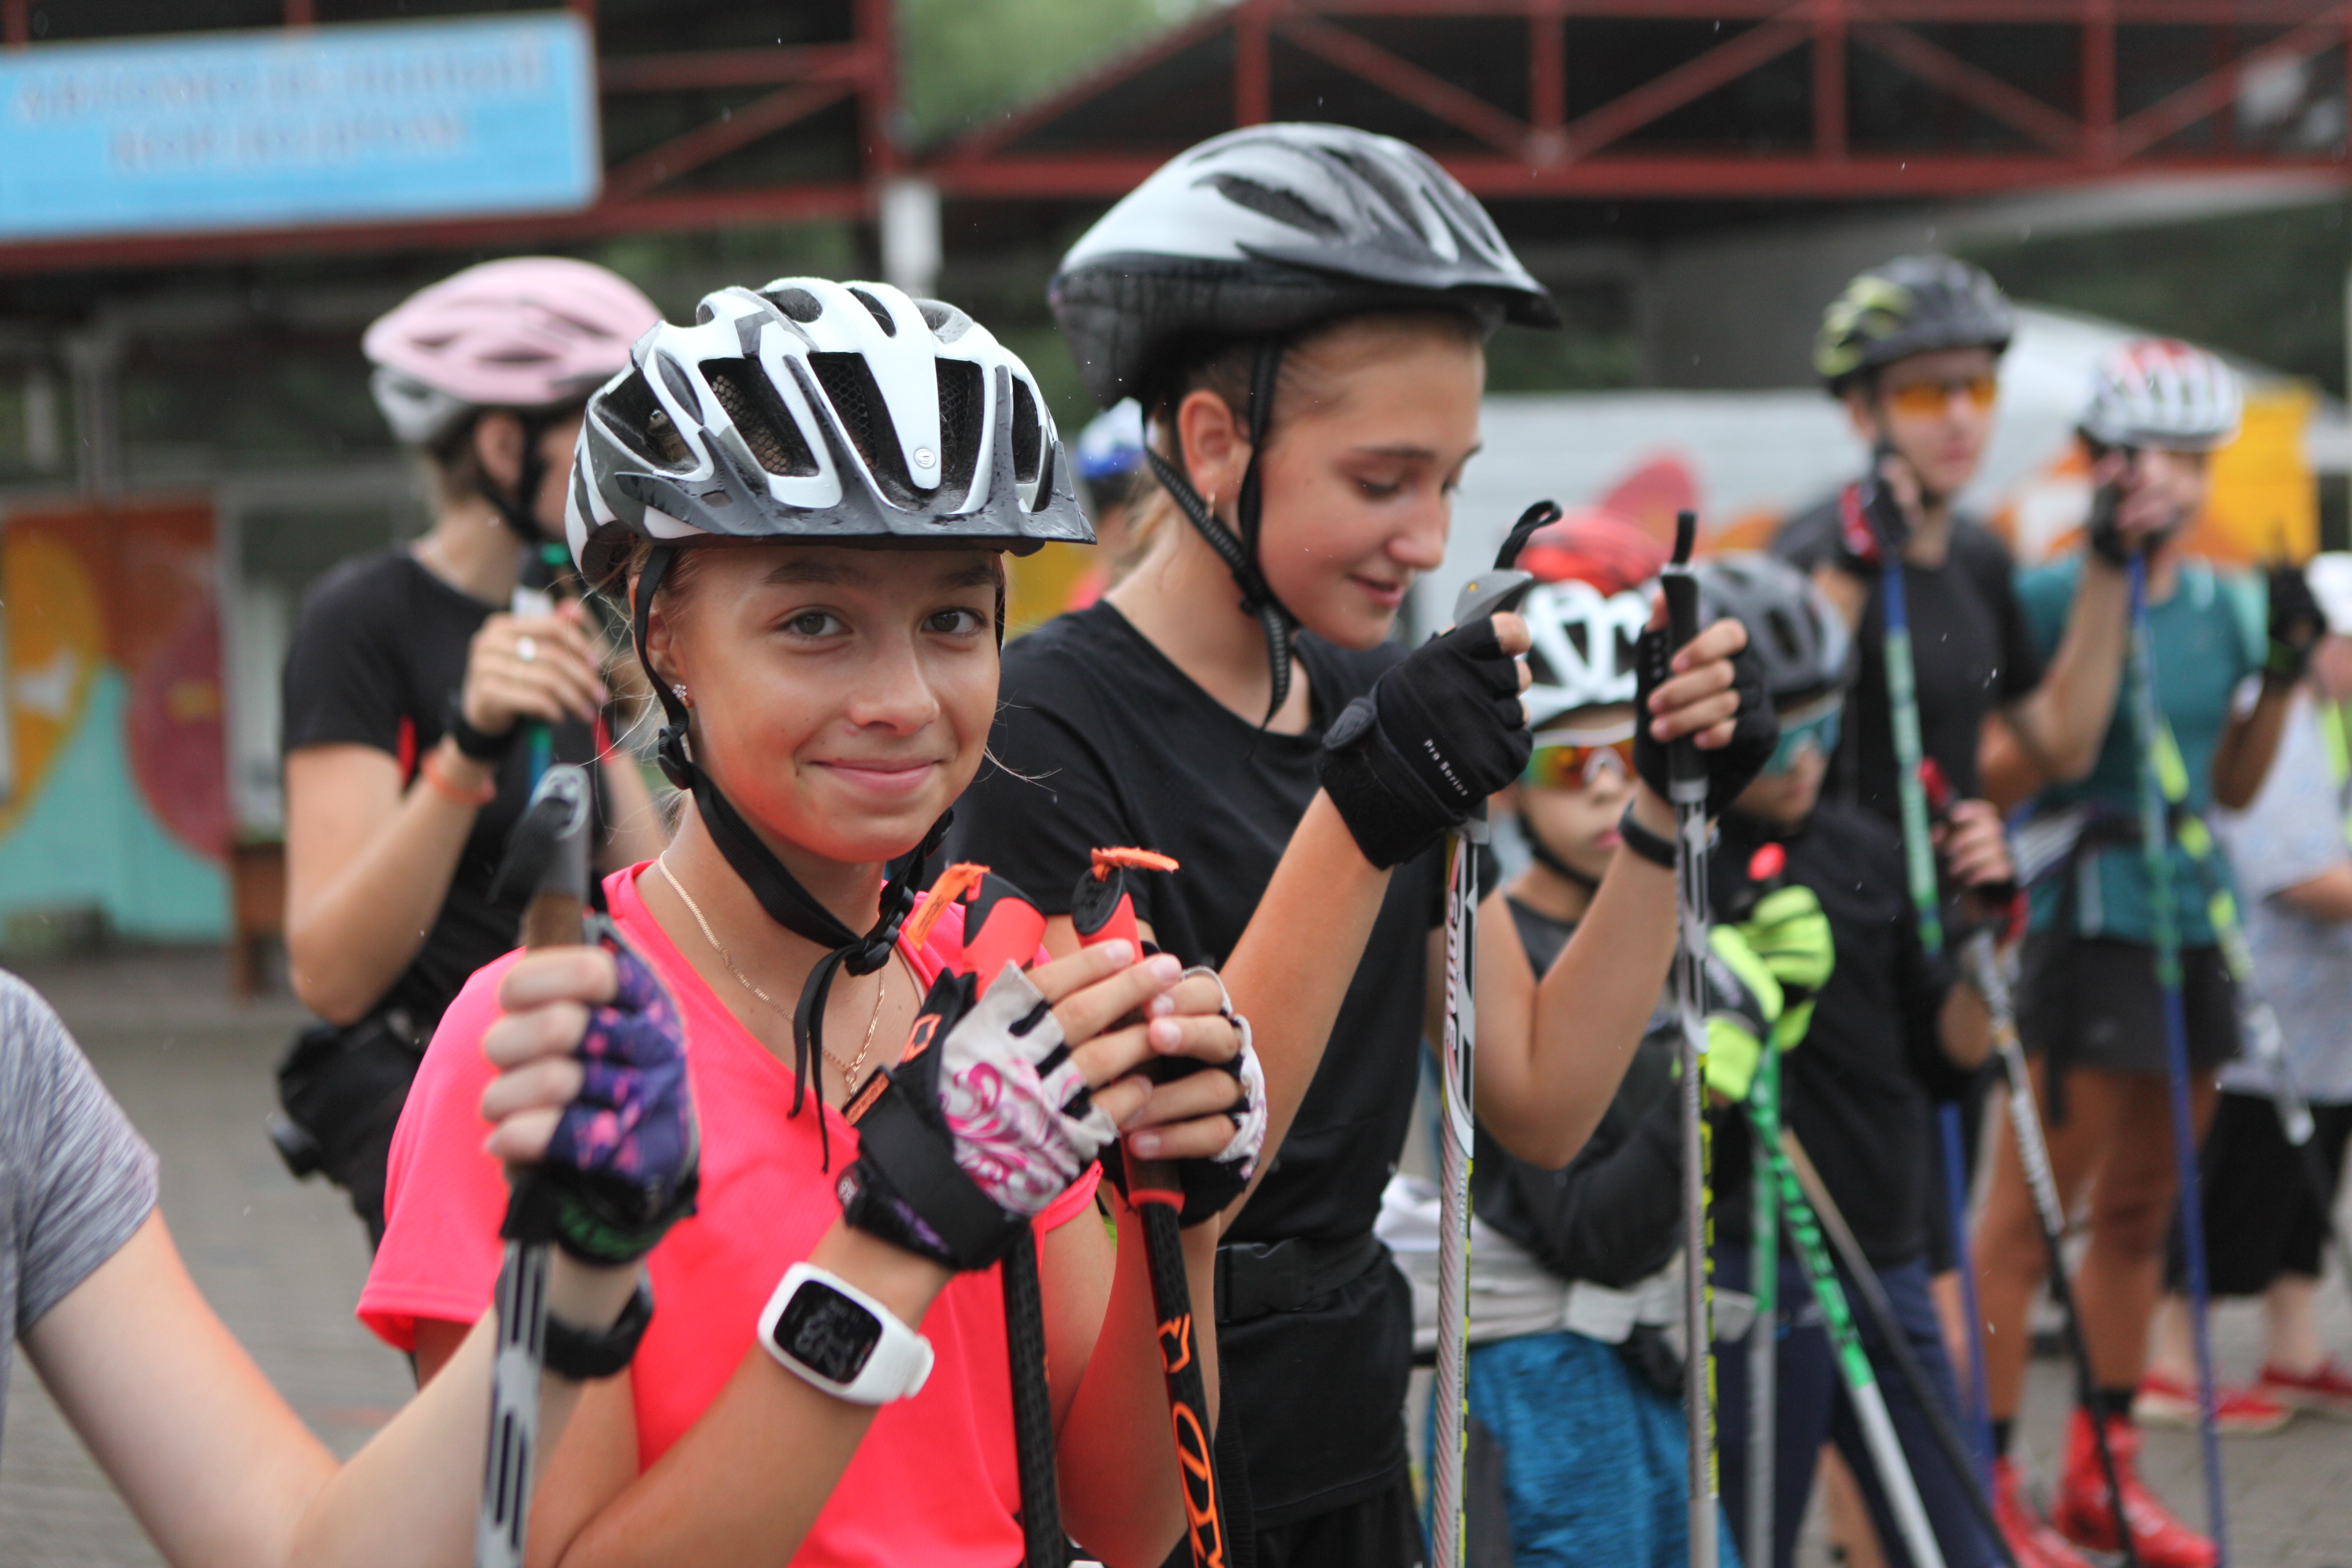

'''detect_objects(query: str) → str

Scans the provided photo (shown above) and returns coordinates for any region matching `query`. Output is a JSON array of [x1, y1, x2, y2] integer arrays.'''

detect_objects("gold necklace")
[[655, 855, 891, 1085]]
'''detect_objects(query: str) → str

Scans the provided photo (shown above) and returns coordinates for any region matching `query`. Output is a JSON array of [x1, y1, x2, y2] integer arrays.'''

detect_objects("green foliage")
[[1962, 201, 2351, 397], [898, 0, 1212, 144]]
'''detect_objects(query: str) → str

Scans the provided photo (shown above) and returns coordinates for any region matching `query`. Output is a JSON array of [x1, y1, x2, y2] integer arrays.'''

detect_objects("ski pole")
[[1780, 1132, 2019, 1568], [2124, 553, 2229, 1566], [1763, 1116, 1948, 1568], [475, 764, 594, 1568], [1727, 842, 1788, 1567], [1430, 500, 1554, 1568], [905, 864, 1068, 1568], [1071, 847, 1229, 1568], [1660, 507, 1721, 1568], [1864, 452, 1997, 1499], [1959, 926, 2140, 1568]]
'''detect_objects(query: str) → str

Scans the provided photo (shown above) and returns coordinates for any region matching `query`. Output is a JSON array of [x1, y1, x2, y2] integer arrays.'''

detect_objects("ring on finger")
[[517, 635, 538, 664]]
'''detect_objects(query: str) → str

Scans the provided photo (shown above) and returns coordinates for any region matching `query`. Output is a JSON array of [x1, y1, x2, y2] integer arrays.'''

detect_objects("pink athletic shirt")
[[361, 864, 1101, 1566]]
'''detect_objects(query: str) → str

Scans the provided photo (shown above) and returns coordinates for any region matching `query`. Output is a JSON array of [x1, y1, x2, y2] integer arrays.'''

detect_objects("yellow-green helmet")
[[1815, 255, 2012, 393]]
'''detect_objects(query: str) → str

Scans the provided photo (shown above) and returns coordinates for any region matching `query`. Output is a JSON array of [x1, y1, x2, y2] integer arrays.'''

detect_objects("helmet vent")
[[764, 286, 825, 323], [1009, 377, 1041, 484], [810, 352, 918, 504], [703, 361, 819, 478], [936, 359, 983, 503], [1204, 172, 1341, 239], [919, 299, 973, 343], [1326, 146, 1416, 229], [849, 288, 898, 336], [603, 371, 693, 471]]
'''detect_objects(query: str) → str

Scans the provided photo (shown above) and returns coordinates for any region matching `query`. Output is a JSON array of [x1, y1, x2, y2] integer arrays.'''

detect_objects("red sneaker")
[[2133, 1371, 2289, 1434], [2052, 1408, 2218, 1568], [1993, 1456, 2095, 1568], [2257, 1358, 2352, 1419]]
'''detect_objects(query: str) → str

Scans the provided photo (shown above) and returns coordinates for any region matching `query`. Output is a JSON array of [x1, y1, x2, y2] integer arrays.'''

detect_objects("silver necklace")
[[655, 855, 891, 1085]]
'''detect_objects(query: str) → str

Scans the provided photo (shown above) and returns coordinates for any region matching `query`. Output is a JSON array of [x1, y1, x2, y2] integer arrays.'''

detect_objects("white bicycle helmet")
[[2079, 338, 2244, 453], [567, 277, 1090, 586]]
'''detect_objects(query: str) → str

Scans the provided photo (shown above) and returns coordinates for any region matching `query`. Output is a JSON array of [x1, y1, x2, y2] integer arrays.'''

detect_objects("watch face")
[[776, 1280, 883, 1385]]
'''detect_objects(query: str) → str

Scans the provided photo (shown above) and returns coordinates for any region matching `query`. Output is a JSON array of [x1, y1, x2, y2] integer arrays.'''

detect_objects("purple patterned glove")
[[502, 920, 701, 1267]]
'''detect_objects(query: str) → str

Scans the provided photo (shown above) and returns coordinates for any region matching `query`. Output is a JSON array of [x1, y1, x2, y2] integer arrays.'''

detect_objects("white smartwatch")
[[757, 1261, 935, 1405]]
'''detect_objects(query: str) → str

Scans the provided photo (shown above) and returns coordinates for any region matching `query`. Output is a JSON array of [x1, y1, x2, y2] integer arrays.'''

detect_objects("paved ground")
[[2, 948, 2350, 1566]]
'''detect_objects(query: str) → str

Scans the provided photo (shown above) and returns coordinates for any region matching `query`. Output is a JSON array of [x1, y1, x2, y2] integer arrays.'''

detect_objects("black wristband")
[[1618, 804, 1677, 869], [443, 690, 518, 763], [543, 1277, 654, 1381]]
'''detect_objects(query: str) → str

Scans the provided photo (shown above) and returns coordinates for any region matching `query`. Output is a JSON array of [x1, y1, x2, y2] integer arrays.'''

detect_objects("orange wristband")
[[420, 747, 498, 808]]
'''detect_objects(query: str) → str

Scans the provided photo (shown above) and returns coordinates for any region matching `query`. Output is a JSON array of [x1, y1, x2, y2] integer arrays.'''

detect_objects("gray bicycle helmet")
[[1815, 255, 2014, 394], [1050, 124, 1555, 723], [567, 277, 1090, 587], [1691, 552, 1855, 707], [1052, 123, 1558, 409]]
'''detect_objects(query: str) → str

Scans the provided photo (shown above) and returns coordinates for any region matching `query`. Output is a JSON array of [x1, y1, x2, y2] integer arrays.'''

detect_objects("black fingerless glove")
[[2085, 482, 2136, 566], [1631, 624, 1778, 819], [2266, 561, 2325, 685], [1317, 616, 1532, 869]]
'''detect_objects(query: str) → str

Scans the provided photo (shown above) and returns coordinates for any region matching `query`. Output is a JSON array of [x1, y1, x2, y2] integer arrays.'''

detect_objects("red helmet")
[[1516, 508, 1667, 726]]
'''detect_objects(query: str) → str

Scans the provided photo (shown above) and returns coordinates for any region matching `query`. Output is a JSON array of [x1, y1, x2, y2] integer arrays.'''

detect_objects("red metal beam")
[[1236, 3, 1273, 125], [2109, 7, 2346, 156], [283, 0, 315, 26], [0, 186, 872, 280], [599, 44, 862, 95], [1529, 0, 1567, 164], [604, 78, 860, 201], [2, 1, 26, 48], [929, 147, 2351, 201], [1850, 18, 2081, 150], [931, 3, 1239, 167], [1815, 0, 1849, 159], [1561, 12, 1811, 160], [1275, 10, 1528, 154], [855, 0, 898, 179]]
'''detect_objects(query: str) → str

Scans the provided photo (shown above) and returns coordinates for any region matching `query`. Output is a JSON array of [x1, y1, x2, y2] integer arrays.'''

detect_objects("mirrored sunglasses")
[[1884, 374, 1997, 419], [1522, 730, 1637, 789], [1763, 698, 1843, 775]]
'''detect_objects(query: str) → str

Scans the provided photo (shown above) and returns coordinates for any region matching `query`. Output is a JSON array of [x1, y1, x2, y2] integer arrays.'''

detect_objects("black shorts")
[[2016, 933, 2239, 1086], [2166, 1090, 2352, 1296]]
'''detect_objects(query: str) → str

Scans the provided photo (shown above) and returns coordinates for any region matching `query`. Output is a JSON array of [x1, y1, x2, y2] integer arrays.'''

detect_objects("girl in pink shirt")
[[365, 279, 1262, 1567]]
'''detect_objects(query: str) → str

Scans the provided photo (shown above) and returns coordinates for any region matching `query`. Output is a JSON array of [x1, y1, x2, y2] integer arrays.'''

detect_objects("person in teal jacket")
[[1969, 340, 2318, 1568]]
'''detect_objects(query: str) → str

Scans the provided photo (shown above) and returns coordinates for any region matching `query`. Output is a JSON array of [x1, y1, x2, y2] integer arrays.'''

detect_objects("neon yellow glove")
[[1702, 924, 1785, 1103], [1739, 883, 1834, 1051]]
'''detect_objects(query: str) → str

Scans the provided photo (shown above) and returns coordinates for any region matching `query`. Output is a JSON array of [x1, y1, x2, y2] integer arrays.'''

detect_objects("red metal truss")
[[924, 0, 2352, 201], [0, 2, 893, 277]]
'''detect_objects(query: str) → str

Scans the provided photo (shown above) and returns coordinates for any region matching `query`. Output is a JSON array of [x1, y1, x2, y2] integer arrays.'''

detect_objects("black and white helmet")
[[1690, 553, 1855, 707], [1051, 123, 1558, 408], [568, 278, 1090, 583]]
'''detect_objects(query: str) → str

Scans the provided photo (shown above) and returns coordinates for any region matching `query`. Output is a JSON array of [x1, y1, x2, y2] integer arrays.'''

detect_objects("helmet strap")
[[1143, 338, 1301, 728], [1525, 828, 1600, 894], [630, 542, 944, 1164], [483, 409, 559, 546]]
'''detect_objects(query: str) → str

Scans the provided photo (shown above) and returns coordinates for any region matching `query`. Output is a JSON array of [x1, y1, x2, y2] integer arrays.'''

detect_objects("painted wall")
[[0, 499, 228, 941]]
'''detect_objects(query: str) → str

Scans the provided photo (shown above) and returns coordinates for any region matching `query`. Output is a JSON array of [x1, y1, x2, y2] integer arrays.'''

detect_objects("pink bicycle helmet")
[[365, 257, 662, 447]]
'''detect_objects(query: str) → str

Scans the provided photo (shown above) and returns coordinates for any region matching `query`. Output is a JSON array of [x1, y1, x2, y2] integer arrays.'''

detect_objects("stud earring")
[[672, 684, 691, 708]]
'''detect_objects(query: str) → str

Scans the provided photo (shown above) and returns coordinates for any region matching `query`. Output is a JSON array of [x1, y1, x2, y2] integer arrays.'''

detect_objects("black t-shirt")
[[281, 547, 604, 1030], [1708, 804, 1972, 1266], [949, 601, 1451, 1525], [1469, 903, 1683, 1289], [1773, 492, 2044, 817]]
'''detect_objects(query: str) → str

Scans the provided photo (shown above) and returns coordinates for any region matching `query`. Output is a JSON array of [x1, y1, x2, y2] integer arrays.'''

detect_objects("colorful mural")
[[0, 500, 228, 941]]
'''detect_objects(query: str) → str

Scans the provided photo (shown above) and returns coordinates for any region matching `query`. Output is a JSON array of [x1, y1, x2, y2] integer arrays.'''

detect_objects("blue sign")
[[0, 13, 600, 242]]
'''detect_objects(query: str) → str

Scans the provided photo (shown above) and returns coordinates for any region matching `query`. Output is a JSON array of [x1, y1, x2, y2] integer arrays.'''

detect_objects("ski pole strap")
[[1878, 559, 1945, 956]]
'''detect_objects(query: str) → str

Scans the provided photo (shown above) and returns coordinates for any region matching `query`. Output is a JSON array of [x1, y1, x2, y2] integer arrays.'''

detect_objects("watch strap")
[[542, 1277, 654, 1381], [443, 690, 519, 763], [757, 1261, 935, 1405], [1617, 803, 1678, 870]]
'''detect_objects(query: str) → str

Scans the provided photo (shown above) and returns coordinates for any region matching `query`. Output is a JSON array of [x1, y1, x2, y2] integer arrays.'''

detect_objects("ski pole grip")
[[1661, 510, 1706, 803]]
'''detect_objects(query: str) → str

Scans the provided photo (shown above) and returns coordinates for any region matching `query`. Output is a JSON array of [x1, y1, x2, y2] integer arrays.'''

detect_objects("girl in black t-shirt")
[[277, 259, 669, 1242], [953, 126, 1774, 1566]]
